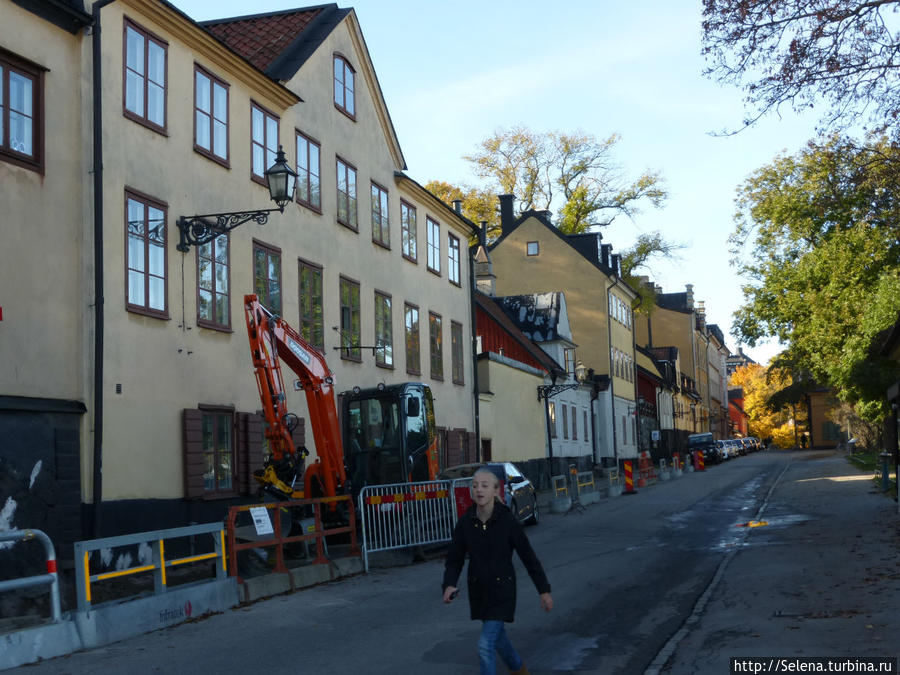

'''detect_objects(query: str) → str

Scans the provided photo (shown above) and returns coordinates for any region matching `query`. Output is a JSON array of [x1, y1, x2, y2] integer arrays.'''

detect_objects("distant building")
[[726, 347, 758, 377]]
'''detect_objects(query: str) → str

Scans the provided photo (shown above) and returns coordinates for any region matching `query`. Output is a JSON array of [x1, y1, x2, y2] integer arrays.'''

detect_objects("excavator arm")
[[244, 294, 347, 500]]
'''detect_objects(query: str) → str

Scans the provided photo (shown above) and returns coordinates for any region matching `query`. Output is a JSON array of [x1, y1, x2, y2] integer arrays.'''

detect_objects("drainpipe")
[[464, 209, 480, 462], [606, 283, 619, 468], [91, 0, 119, 538]]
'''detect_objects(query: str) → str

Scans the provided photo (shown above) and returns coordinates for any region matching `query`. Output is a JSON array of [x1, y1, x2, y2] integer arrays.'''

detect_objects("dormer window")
[[333, 55, 355, 119]]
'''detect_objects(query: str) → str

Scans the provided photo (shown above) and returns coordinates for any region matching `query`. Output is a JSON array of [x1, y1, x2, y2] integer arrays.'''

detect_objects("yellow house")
[[1, 0, 476, 550], [486, 200, 638, 465]]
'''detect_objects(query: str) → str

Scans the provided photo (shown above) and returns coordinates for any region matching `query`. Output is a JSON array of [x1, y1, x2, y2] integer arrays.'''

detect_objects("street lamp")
[[538, 361, 588, 477], [176, 146, 298, 252], [537, 361, 587, 400]]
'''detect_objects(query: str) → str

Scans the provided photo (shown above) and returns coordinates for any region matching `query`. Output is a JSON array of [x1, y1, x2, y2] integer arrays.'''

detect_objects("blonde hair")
[[472, 467, 500, 489]]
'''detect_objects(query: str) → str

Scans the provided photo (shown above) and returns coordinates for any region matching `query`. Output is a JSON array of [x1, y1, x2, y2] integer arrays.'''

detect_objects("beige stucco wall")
[[0, 3, 88, 404], [491, 218, 628, 380], [91, 3, 474, 500], [477, 358, 547, 462]]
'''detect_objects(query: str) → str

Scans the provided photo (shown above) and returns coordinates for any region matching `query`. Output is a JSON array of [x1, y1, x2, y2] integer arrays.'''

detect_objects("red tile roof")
[[203, 9, 322, 73]]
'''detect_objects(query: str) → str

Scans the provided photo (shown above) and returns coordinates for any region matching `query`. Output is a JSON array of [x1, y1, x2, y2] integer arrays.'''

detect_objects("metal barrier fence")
[[74, 523, 227, 612], [0, 529, 61, 622], [358, 480, 455, 572], [574, 471, 598, 504], [225, 495, 359, 582]]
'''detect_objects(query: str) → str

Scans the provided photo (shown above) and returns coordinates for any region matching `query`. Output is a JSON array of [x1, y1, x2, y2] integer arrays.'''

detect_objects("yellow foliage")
[[770, 423, 797, 449]]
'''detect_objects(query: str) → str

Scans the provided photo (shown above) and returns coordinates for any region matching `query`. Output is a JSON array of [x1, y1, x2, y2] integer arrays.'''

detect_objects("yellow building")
[[1, 0, 475, 549], [486, 201, 639, 465]]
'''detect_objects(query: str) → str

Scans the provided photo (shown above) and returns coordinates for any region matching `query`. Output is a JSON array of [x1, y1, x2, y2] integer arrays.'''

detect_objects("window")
[[548, 402, 557, 438], [126, 189, 167, 317], [253, 241, 281, 314], [583, 410, 589, 443], [564, 348, 576, 376], [200, 407, 233, 493], [296, 131, 321, 211], [401, 201, 417, 262], [340, 277, 361, 360], [371, 182, 390, 246], [375, 291, 393, 367], [448, 234, 460, 285], [336, 157, 358, 230], [299, 259, 323, 351], [197, 234, 229, 330], [429, 312, 443, 380], [194, 65, 228, 164], [562, 404, 568, 439], [0, 50, 43, 170], [124, 19, 166, 132], [333, 54, 355, 118], [405, 303, 420, 375], [571, 406, 578, 440], [527, 242, 539, 256], [251, 102, 278, 184], [451, 321, 464, 384], [427, 217, 440, 274]]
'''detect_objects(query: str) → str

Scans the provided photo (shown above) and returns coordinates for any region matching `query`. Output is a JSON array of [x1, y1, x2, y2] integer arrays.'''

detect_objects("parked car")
[[688, 432, 720, 465], [437, 462, 539, 525]]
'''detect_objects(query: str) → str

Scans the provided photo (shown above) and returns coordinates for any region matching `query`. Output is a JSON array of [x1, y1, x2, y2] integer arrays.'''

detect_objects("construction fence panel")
[[358, 480, 456, 572]]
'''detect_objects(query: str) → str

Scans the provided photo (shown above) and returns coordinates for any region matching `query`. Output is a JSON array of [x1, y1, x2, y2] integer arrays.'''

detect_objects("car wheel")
[[526, 500, 539, 526]]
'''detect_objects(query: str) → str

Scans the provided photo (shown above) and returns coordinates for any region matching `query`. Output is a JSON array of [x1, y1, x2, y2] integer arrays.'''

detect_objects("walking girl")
[[442, 467, 553, 674]]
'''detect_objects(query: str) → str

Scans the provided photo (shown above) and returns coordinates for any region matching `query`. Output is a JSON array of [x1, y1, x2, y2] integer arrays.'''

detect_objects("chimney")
[[601, 244, 612, 270], [452, 199, 462, 214], [697, 300, 706, 330], [536, 209, 552, 223], [685, 283, 694, 309], [611, 253, 620, 277], [498, 194, 515, 236], [474, 221, 496, 296]]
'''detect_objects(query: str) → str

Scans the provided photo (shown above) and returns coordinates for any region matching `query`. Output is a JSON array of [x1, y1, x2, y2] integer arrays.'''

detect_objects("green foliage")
[[620, 232, 684, 313], [730, 135, 900, 419]]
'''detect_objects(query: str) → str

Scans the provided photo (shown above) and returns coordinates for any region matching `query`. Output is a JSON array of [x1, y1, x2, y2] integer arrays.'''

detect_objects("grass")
[[847, 450, 898, 496]]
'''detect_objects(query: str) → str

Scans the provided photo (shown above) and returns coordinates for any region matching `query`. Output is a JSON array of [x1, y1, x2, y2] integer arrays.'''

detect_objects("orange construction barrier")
[[623, 460, 636, 494], [696, 450, 705, 472]]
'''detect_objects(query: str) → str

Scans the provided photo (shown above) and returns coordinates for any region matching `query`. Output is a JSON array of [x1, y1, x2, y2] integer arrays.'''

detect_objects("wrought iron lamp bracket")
[[176, 207, 283, 253]]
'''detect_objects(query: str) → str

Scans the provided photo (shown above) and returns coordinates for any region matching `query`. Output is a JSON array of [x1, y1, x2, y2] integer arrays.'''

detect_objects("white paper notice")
[[249, 507, 274, 536]]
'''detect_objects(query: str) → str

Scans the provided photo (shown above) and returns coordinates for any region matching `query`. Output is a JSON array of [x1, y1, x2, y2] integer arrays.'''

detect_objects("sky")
[[176, 0, 826, 366]]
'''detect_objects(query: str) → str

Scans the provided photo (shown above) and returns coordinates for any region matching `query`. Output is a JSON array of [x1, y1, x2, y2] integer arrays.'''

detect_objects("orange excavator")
[[244, 294, 438, 502]]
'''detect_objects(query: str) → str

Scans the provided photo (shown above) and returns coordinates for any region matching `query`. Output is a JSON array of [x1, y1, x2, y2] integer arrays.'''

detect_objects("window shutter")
[[236, 412, 265, 495], [183, 408, 205, 499]]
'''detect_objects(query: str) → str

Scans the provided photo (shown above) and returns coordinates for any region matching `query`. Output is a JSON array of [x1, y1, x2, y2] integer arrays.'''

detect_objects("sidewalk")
[[660, 451, 900, 672]]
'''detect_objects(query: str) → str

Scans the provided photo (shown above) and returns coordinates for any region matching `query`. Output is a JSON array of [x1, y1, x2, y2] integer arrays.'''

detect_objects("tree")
[[702, 0, 900, 137], [424, 181, 499, 237], [463, 126, 667, 233], [730, 363, 805, 447], [619, 232, 685, 312], [730, 135, 900, 416]]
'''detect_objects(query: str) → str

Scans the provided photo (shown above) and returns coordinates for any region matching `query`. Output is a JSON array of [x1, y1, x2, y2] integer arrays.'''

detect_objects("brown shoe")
[[510, 664, 530, 675]]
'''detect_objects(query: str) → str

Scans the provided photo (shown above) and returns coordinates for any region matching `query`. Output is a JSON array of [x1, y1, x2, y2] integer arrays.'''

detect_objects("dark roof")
[[475, 293, 563, 377], [201, 4, 350, 79], [655, 292, 691, 313], [650, 346, 679, 362], [707, 323, 725, 345], [495, 293, 565, 344]]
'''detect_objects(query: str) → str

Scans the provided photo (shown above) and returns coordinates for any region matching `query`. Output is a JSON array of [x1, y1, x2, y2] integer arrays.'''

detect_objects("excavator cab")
[[342, 383, 437, 494]]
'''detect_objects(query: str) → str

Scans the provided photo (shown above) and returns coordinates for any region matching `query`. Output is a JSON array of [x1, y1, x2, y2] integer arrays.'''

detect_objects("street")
[[11, 450, 898, 674]]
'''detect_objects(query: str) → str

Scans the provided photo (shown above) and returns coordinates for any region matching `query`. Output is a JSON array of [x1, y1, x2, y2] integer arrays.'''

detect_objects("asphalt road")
[[11, 450, 898, 674]]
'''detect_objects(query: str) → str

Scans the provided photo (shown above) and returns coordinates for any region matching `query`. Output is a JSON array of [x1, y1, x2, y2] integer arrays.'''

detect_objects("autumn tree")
[[702, 0, 900, 137], [730, 135, 900, 417], [424, 181, 499, 236], [463, 126, 667, 234], [730, 363, 805, 447]]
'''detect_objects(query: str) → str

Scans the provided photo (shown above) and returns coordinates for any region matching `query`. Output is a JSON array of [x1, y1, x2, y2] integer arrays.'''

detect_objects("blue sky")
[[177, 0, 824, 366]]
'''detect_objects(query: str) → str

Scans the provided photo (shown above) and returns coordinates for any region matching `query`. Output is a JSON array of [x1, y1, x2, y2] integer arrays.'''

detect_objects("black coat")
[[442, 502, 550, 623]]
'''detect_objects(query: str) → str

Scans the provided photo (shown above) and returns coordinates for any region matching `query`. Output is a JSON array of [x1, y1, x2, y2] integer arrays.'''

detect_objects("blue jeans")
[[478, 620, 522, 674]]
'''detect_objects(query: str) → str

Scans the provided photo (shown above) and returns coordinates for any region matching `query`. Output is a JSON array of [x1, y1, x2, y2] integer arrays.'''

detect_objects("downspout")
[[468, 237, 481, 462], [606, 283, 618, 468], [91, 0, 118, 538]]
